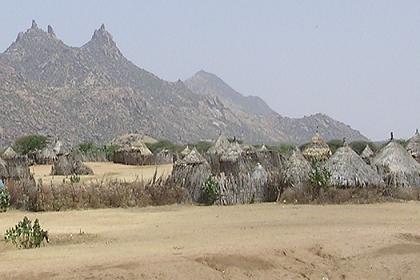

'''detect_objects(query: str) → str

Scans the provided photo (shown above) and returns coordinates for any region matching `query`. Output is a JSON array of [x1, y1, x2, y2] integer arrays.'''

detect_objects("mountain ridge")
[[0, 21, 368, 146]]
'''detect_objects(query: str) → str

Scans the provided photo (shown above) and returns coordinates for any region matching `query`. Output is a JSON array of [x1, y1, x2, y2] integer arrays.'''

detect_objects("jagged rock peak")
[[91, 23, 113, 42], [47, 25, 55, 36], [31, 20, 38, 29]]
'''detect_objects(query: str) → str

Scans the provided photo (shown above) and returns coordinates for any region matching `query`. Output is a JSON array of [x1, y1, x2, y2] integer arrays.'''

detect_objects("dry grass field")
[[1, 202, 420, 279], [30, 162, 173, 185]]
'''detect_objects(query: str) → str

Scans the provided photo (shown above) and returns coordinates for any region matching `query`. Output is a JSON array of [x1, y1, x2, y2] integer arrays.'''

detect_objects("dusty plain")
[[1, 202, 420, 279]]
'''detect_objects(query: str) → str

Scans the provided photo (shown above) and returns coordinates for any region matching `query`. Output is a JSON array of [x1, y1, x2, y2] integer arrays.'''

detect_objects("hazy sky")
[[1, 1, 419, 140]]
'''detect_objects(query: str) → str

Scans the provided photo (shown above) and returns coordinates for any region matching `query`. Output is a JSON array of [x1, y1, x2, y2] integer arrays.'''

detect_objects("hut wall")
[[374, 166, 420, 188], [52, 155, 94, 176], [113, 150, 155, 166], [6, 158, 31, 180], [215, 168, 268, 205], [171, 162, 211, 202], [155, 151, 173, 165]]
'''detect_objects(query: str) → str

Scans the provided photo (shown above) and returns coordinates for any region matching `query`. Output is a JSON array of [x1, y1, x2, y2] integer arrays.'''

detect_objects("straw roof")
[[361, 145, 374, 160], [110, 133, 158, 146], [302, 132, 332, 162], [2, 147, 17, 160], [407, 130, 420, 162], [258, 145, 269, 152], [180, 148, 207, 165], [52, 139, 64, 155], [325, 145, 384, 188], [283, 148, 311, 187], [220, 141, 243, 162], [180, 145, 191, 157], [118, 140, 152, 156], [207, 134, 230, 155], [372, 141, 420, 188]]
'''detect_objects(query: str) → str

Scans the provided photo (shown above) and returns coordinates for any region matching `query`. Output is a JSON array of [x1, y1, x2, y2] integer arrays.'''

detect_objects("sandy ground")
[[30, 162, 173, 184], [1, 203, 420, 279]]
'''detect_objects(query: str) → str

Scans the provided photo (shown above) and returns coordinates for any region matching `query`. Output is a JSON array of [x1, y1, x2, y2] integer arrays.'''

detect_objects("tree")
[[13, 135, 47, 155]]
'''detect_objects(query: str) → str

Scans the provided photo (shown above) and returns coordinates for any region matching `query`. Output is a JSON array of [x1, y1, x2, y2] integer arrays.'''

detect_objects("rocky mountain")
[[185, 70, 274, 116], [184, 70, 367, 144], [0, 21, 367, 146]]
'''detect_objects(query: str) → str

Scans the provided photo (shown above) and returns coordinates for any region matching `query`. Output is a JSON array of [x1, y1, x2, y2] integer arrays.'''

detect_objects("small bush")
[[4, 216, 48, 249], [201, 176, 219, 205], [0, 186, 11, 212], [309, 162, 331, 198], [146, 140, 183, 154]]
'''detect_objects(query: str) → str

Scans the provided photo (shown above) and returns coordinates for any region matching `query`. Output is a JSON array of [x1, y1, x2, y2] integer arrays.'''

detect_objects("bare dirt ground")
[[30, 162, 173, 185], [1, 203, 420, 279]]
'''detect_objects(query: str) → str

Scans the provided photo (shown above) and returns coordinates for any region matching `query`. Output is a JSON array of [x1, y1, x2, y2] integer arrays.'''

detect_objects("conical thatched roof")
[[119, 140, 152, 155], [283, 148, 311, 187], [325, 145, 384, 188], [372, 141, 420, 188], [220, 141, 243, 162], [180, 148, 207, 165], [180, 145, 191, 157], [302, 132, 332, 162], [2, 147, 17, 160], [207, 134, 230, 155], [0, 157, 8, 178], [258, 145, 268, 152], [407, 130, 420, 163], [53, 139, 64, 155], [361, 145, 374, 160]]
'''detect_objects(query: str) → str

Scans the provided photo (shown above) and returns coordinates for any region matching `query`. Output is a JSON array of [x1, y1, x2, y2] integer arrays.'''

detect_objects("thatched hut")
[[361, 145, 374, 164], [5, 157, 31, 180], [282, 148, 311, 189], [51, 154, 94, 176], [155, 149, 173, 164], [325, 145, 384, 188], [216, 163, 269, 205], [113, 140, 154, 165], [302, 132, 332, 162], [2, 147, 17, 160], [35, 146, 57, 164], [180, 146, 191, 158], [171, 148, 211, 202], [372, 141, 420, 188], [407, 129, 420, 163], [206, 134, 242, 174], [219, 140, 244, 175]]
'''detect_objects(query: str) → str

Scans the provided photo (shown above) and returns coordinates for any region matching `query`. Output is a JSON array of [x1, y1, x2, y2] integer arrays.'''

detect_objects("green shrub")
[[146, 140, 183, 154], [0, 187, 11, 212], [4, 216, 48, 249], [267, 143, 295, 154], [349, 141, 378, 155], [309, 161, 331, 198], [201, 176, 219, 205], [13, 134, 47, 155], [191, 141, 212, 154], [104, 145, 119, 161]]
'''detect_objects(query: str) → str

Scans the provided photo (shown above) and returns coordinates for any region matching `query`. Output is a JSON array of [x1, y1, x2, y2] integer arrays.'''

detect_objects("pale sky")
[[1, 0, 419, 140]]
